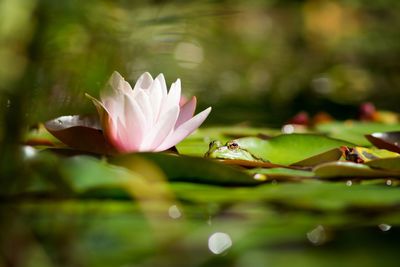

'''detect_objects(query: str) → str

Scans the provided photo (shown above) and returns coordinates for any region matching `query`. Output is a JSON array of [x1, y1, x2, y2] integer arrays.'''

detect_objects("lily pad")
[[61, 156, 138, 193], [110, 152, 260, 186], [231, 134, 352, 165], [292, 148, 343, 167], [314, 161, 400, 179], [45, 115, 114, 154], [343, 146, 400, 163], [246, 167, 314, 181], [365, 131, 400, 153], [365, 157, 400, 172], [317, 121, 400, 146]]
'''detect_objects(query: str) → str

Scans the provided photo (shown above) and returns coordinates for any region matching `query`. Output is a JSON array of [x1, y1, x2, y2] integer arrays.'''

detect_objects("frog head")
[[204, 140, 262, 161]]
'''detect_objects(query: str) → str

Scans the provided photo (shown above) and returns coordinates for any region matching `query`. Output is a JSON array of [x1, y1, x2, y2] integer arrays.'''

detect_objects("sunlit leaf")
[[343, 146, 400, 163], [292, 148, 343, 167], [229, 134, 351, 165]]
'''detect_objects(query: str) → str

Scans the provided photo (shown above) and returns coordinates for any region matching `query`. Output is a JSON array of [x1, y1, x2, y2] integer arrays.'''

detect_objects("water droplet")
[[22, 146, 36, 159], [281, 124, 294, 134], [378, 223, 392, 232], [253, 173, 266, 181], [208, 232, 232, 254], [346, 180, 352, 186], [307, 225, 326, 245], [386, 180, 392, 186], [168, 205, 181, 219]]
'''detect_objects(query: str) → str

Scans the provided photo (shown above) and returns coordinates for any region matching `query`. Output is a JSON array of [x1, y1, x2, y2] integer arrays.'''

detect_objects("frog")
[[204, 140, 267, 162], [205, 135, 351, 166]]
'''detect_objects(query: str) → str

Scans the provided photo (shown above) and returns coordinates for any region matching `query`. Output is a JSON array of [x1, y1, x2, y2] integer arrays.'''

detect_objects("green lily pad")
[[317, 121, 400, 146], [61, 156, 138, 193], [292, 148, 343, 167], [365, 157, 400, 172], [246, 167, 314, 181], [314, 161, 400, 179], [110, 152, 260, 186], [231, 134, 352, 165]]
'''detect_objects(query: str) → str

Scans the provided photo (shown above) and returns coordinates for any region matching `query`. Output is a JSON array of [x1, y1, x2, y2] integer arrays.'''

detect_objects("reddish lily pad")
[[45, 115, 115, 155], [365, 131, 400, 153]]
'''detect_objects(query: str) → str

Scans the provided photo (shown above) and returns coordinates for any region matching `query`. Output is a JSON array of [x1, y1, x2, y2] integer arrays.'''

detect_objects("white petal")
[[132, 90, 153, 130], [123, 95, 147, 150], [140, 106, 179, 151], [160, 78, 181, 116], [148, 78, 163, 121], [133, 72, 153, 91], [155, 73, 168, 99], [101, 71, 132, 101], [156, 107, 211, 151]]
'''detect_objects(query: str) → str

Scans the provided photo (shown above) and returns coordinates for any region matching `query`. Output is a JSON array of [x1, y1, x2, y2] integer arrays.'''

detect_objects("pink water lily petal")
[[133, 72, 153, 91], [112, 118, 136, 152], [132, 90, 153, 130], [155, 73, 168, 99], [175, 96, 197, 129], [147, 78, 164, 121], [156, 107, 212, 151], [140, 106, 180, 151], [85, 93, 120, 148], [163, 79, 181, 113], [123, 95, 146, 147], [84, 72, 212, 154]]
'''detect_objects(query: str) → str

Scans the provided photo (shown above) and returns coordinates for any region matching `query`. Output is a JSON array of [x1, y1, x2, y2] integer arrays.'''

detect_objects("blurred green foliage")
[[1, 0, 400, 129]]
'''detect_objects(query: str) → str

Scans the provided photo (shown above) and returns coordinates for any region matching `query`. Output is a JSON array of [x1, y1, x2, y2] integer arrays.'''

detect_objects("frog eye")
[[227, 142, 239, 150]]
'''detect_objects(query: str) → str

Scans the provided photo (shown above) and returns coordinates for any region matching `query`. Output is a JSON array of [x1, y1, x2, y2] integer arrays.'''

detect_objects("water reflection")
[[168, 205, 182, 219], [208, 232, 232, 254], [22, 145, 36, 159], [281, 124, 295, 134], [307, 225, 326, 245], [253, 173, 266, 181], [378, 224, 392, 232]]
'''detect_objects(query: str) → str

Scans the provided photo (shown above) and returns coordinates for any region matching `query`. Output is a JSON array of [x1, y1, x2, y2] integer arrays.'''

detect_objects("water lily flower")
[[86, 71, 211, 153]]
